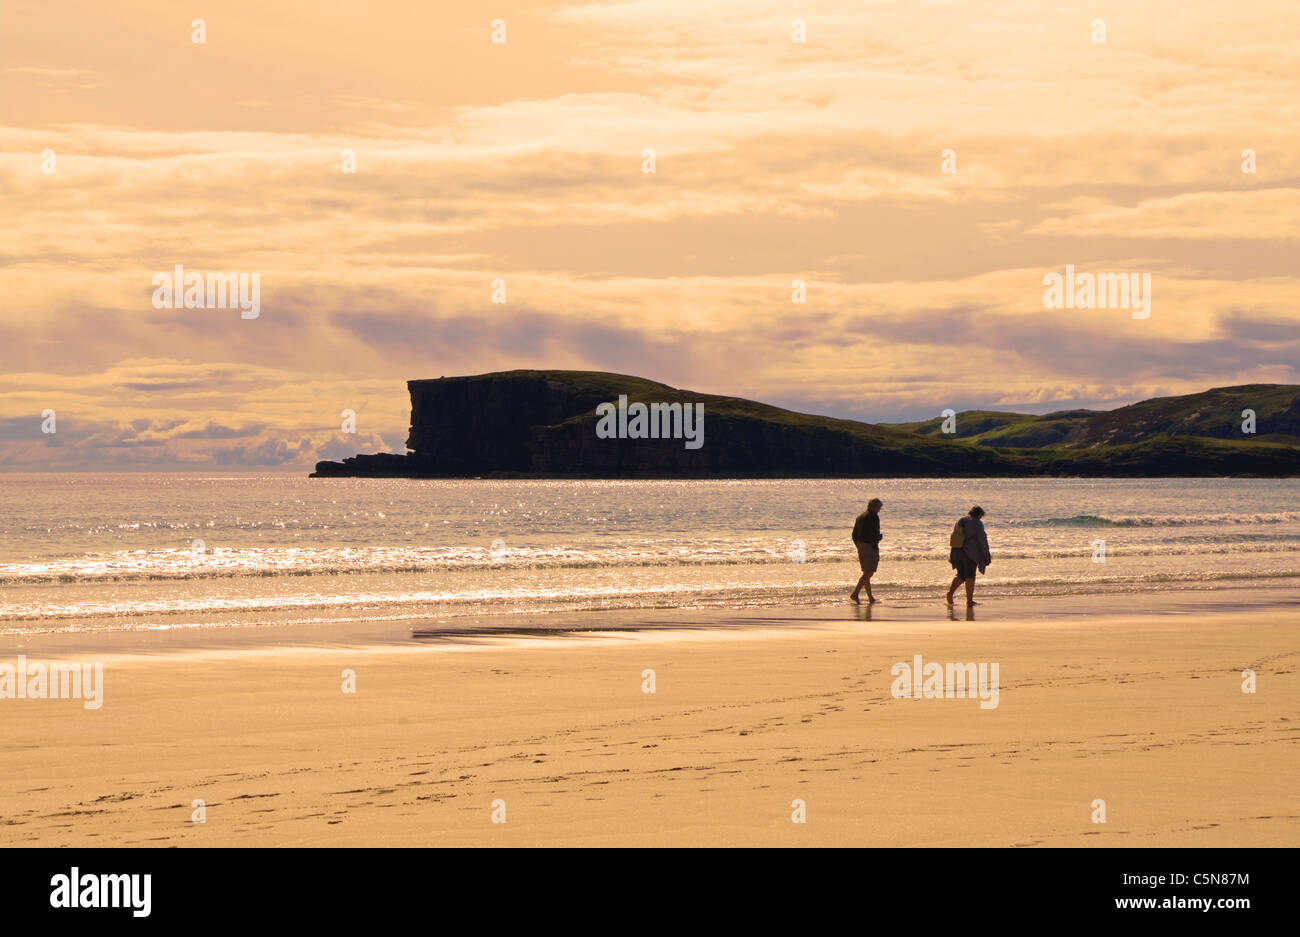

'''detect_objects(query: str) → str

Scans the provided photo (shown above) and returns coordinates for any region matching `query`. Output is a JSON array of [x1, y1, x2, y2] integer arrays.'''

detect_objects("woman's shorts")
[[857, 543, 880, 576], [949, 548, 977, 580]]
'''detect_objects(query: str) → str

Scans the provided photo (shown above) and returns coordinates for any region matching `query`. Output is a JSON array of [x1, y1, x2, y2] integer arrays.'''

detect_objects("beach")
[[8, 0, 1300, 887], [4, 590, 1295, 848]]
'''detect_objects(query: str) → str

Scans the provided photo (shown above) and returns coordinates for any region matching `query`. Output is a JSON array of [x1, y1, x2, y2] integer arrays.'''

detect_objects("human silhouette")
[[849, 498, 883, 604], [945, 505, 991, 608]]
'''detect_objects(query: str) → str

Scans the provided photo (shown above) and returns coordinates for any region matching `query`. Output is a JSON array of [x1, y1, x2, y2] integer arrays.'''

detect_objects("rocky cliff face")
[[404, 372, 626, 473], [311, 369, 1020, 477]]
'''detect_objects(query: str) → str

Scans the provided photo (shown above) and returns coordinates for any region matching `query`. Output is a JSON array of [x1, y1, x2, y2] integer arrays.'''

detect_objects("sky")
[[2, 0, 1298, 470]]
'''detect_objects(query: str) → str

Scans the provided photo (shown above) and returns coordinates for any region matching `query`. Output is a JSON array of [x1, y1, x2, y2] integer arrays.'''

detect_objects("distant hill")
[[311, 372, 1300, 478], [887, 384, 1300, 449]]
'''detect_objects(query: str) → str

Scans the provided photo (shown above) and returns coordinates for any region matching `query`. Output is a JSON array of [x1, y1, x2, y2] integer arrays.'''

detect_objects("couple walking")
[[848, 501, 992, 607]]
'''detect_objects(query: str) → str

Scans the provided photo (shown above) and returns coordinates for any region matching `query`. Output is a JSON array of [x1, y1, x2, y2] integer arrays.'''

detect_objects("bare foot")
[[867, 597, 878, 604], [848, 594, 860, 604], [945, 595, 954, 605], [967, 600, 979, 606]]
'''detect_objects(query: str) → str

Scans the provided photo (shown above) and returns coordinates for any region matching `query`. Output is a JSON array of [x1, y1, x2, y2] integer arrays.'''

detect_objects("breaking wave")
[[1039, 511, 1300, 528]]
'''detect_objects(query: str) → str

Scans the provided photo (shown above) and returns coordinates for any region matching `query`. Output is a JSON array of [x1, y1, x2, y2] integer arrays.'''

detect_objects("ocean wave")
[[1038, 511, 1300, 527], [3, 537, 1300, 585]]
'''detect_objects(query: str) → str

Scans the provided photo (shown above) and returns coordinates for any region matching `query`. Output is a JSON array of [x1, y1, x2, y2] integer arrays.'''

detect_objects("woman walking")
[[946, 505, 991, 607]]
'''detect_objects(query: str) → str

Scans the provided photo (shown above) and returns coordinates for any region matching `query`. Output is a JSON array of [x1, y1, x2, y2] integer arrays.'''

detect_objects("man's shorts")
[[856, 543, 880, 576]]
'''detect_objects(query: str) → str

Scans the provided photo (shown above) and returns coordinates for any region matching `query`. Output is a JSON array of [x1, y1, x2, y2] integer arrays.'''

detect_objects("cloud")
[[2, 0, 1298, 467], [1028, 189, 1300, 241], [4, 67, 96, 76]]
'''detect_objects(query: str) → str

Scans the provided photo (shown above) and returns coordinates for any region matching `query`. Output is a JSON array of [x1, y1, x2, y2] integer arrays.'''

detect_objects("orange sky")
[[2, 0, 1298, 469]]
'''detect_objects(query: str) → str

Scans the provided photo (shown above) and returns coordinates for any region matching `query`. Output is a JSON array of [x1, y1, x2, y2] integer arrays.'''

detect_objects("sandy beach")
[[3, 592, 1295, 848]]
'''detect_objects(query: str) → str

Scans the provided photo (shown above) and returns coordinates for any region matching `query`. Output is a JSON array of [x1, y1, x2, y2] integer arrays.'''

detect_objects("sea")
[[2, 474, 1298, 643]]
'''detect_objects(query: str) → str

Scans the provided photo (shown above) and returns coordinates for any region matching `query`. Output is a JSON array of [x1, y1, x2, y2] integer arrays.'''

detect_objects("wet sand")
[[1, 592, 1296, 846]]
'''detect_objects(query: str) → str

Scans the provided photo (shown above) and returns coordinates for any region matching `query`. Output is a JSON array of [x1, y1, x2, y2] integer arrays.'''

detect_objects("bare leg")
[[945, 575, 962, 604], [965, 578, 976, 605], [850, 573, 869, 602], [865, 576, 875, 603]]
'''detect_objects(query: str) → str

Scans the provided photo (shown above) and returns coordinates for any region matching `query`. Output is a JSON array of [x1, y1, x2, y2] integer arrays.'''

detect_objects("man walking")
[[849, 498, 884, 604]]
